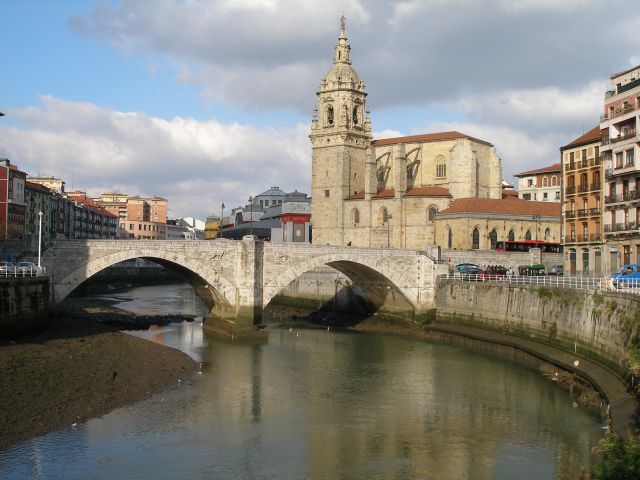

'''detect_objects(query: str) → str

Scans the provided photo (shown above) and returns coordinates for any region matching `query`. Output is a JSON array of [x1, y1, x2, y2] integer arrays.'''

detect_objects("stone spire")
[[334, 15, 351, 65]]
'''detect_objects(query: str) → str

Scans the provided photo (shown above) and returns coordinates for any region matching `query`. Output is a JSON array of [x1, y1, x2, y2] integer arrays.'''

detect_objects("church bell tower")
[[310, 17, 372, 245]]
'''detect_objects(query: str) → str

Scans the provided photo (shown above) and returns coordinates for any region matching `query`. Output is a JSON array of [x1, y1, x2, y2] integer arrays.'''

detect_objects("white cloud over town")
[[1, 96, 310, 219], [4, 0, 640, 219]]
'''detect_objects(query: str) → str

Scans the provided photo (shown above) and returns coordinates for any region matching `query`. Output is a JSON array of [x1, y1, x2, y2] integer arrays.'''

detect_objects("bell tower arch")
[[310, 17, 372, 246]]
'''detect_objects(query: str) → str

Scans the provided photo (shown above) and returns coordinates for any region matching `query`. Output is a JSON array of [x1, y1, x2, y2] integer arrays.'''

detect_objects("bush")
[[593, 434, 640, 479]]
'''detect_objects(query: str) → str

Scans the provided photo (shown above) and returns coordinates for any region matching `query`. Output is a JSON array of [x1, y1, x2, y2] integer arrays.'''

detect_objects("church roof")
[[372, 131, 493, 147], [440, 197, 561, 217]]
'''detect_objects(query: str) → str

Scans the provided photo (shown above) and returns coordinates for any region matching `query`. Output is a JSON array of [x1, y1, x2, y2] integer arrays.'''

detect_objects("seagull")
[[289, 326, 293, 332]]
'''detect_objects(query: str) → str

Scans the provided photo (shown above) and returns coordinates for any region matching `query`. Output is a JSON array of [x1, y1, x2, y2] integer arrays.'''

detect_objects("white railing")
[[0, 266, 46, 278], [440, 273, 640, 294]]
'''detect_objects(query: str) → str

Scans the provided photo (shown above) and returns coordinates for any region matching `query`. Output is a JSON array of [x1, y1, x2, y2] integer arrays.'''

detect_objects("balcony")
[[589, 207, 601, 216], [566, 185, 576, 195], [577, 184, 589, 193], [565, 210, 576, 219], [577, 159, 589, 169], [590, 182, 601, 191], [577, 209, 589, 218], [590, 157, 602, 167], [590, 233, 602, 242], [575, 234, 589, 243], [604, 222, 638, 233], [605, 168, 613, 177], [601, 103, 637, 122], [609, 129, 637, 144], [605, 193, 622, 204]]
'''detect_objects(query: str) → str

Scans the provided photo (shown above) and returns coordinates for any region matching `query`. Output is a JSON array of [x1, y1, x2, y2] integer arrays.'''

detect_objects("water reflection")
[[0, 284, 603, 480]]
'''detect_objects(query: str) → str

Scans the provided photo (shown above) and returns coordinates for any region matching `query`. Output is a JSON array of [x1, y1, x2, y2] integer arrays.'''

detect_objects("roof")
[[439, 197, 561, 217], [68, 192, 118, 218], [610, 64, 640, 79], [514, 163, 561, 177], [25, 181, 52, 194], [560, 126, 601, 150], [372, 131, 493, 147], [257, 186, 286, 197]]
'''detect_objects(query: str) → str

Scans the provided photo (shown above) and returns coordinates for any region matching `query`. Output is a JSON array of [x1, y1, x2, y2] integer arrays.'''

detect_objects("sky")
[[1, 0, 639, 220]]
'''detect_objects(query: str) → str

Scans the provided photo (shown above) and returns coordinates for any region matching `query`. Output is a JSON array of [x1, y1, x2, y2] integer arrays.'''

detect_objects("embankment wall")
[[0, 277, 50, 337], [434, 279, 640, 376]]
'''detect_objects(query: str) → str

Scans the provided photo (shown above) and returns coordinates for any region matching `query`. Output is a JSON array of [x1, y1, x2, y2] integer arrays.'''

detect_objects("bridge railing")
[[0, 265, 47, 279], [439, 273, 640, 294]]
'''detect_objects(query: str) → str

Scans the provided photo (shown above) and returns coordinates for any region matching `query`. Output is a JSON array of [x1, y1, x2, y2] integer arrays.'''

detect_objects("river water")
[[0, 283, 603, 479]]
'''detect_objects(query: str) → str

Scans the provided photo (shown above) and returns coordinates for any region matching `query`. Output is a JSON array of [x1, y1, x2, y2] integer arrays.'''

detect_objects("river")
[[0, 283, 603, 479]]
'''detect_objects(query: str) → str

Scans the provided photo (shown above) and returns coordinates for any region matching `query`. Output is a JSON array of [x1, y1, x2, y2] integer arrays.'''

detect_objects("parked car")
[[611, 264, 640, 288], [480, 265, 508, 281], [15, 261, 38, 276], [0, 261, 15, 275], [459, 266, 483, 280], [518, 264, 546, 276], [456, 263, 479, 272], [549, 264, 564, 276]]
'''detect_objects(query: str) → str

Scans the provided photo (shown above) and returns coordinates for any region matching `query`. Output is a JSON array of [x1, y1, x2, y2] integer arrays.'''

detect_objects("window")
[[543, 192, 548, 200], [352, 106, 359, 125], [129, 223, 134, 230], [327, 105, 334, 125], [325, 190, 330, 197], [525, 230, 532, 240], [544, 228, 551, 241], [472, 227, 480, 249], [508, 229, 515, 241], [543, 177, 548, 187], [380, 207, 390, 224], [527, 179, 533, 187], [428, 206, 437, 223], [489, 229, 497, 249], [447, 228, 452, 248], [435, 155, 446, 178], [352, 208, 360, 225], [551, 176, 557, 186], [522, 193, 531, 200], [555, 191, 560, 200]]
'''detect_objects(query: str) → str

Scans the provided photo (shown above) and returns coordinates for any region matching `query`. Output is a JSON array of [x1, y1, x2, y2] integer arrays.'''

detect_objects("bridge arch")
[[49, 249, 237, 308], [262, 252, 416, 313]]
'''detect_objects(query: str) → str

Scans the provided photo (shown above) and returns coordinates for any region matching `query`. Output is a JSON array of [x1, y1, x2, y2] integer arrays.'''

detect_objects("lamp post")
[[387, 213, 392, 247], [533, 214, 541, 241], [37, 211, 43, 271], [248, 196, 253, 235], [220, 202, 225, 238]]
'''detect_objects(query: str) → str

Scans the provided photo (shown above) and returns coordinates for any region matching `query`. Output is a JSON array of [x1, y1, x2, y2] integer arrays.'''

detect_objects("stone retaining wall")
[[0, 277, 51, 337], [434, 279, 640, 377]]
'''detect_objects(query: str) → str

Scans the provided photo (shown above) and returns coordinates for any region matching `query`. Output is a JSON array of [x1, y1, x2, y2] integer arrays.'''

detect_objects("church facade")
[[310, 22, 503, 249]]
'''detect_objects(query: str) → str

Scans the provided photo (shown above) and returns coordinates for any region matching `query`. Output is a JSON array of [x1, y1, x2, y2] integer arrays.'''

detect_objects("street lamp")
[[37, 211, 43, 271], [248, 196, 253, 235], [386, 213, 393, 247]]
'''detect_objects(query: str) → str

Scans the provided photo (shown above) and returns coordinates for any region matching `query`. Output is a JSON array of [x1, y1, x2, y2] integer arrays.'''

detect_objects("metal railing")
[[439, 273, 640, 294], [0, 266, 46, 278]]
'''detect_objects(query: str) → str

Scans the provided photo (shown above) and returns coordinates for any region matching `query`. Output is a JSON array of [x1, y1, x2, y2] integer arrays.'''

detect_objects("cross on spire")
[[340, 15, 346, 34]]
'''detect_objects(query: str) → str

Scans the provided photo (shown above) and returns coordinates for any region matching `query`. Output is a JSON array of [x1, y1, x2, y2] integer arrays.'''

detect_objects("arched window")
[[542, 177, 548, 187], [380, 207, 390, 224], [472, 227, 480, 249], [489, 229, 497, 249], [327, 105, 334, 125], [525, 230, 532, 240], [544, 227, 551, 241], [352, 106, 359, 125], [435, 155, 446, 178], [508, 229, 515, 241], [352, 208, 360, 225], [427, 206, 437, 223], [551, 176, 557, 186], [447, 228, 452, 248]]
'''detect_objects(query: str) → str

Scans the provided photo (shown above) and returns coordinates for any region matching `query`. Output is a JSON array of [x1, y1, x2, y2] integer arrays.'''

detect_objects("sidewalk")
[[425, 322, 638, 436]]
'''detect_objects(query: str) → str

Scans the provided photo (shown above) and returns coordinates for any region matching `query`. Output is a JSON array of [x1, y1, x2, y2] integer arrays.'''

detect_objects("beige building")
[[310, 22, 502, 249], [434, 197, 561, 250]]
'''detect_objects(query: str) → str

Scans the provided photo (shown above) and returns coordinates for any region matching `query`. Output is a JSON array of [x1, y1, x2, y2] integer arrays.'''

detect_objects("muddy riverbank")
[[0, 300, 196, 450]]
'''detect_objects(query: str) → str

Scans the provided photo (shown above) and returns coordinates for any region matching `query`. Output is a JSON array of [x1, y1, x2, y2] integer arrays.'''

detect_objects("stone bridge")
[[43, 237, 446, 332]]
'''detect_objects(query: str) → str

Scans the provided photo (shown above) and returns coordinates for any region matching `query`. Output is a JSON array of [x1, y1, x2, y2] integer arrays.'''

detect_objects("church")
[[310, 20, 559, 250]]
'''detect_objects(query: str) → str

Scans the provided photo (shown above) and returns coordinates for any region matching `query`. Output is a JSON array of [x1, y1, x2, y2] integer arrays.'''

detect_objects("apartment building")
[[600, 65, 640, 271], [560, 127, 603, 275], [514, 163, 562, 202], [0, 158, 27, 240]]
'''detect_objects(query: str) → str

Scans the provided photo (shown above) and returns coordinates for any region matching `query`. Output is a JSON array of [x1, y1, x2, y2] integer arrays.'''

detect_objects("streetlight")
[[533, 214, 541, 241], [386, 213, 393, 247], [37, 211, 43, 271], [248, 196, 253, 235]]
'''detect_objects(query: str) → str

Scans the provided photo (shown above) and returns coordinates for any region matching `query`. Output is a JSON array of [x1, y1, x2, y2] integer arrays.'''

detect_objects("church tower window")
[[327, 105, 334, 125], [353, 106, 359, 125], [435, 155, 446, 178], [352, 208, 360, 225]]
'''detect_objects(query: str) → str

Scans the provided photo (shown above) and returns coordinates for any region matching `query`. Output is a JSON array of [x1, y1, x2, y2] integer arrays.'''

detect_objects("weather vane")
[[340, 15, 346, 32]]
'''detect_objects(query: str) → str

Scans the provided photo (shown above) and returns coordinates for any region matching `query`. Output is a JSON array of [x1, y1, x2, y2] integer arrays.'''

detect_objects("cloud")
[[1, 96, 310, 219]]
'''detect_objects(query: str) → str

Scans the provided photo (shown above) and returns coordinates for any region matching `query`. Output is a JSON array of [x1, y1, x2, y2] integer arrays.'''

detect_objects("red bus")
[[494, 240, 563, 253]]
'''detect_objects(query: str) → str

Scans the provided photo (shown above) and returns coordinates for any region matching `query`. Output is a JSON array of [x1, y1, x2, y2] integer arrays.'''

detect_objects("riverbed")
[[0, 283, 604, 479]]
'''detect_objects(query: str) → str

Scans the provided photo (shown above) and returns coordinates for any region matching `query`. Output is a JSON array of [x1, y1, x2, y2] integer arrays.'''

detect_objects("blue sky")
[[1, 0, 639, 218]]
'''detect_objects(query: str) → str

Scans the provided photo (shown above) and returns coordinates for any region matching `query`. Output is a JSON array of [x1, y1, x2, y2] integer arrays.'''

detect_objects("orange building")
[[560, 126, 603, 275]]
